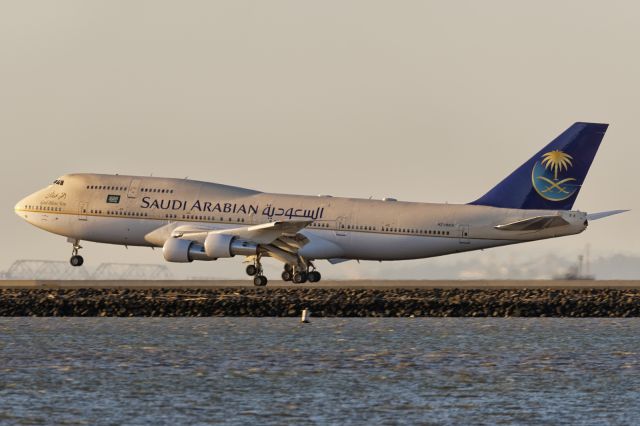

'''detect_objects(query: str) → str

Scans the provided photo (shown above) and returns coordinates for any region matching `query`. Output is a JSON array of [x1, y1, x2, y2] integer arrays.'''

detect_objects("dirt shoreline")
[[1, 279, 639, 289], [1, 287, 639, 317]]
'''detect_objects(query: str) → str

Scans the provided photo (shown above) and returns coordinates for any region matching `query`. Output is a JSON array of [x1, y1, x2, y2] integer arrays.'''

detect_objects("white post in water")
[[301, 308, 311, 323]]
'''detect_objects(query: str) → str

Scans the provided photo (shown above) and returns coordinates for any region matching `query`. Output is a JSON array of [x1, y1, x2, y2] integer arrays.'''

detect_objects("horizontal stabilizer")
[[586, 210, 629, 221], [495, 215, 569, 231], [327, 258, 351, 265]]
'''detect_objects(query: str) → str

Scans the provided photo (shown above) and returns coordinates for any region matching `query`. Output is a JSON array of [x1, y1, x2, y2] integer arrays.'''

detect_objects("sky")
[[1, 1, 638, 279]]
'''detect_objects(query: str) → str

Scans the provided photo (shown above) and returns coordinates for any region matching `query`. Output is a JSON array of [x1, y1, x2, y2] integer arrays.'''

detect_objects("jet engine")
[[204, 233, 258, 258], [163, 238, 209, 263], [162, 234, 259, 263]]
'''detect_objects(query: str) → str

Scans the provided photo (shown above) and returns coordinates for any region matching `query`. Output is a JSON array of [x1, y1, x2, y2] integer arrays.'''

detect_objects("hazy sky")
[[2, 1, 638, 279]]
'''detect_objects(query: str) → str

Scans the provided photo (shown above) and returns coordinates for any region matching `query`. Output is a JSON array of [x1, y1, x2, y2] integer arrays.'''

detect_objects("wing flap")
[[211, 219, 313, 244], [495, 215, 569, 231]]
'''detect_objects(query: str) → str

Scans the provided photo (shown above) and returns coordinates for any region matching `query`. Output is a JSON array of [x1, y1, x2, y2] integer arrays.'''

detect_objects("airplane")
[[14, 122, 627, 285]]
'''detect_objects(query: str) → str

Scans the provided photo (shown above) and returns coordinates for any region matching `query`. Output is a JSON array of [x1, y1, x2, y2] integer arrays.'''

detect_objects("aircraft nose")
[[15, 196, 28, 216]]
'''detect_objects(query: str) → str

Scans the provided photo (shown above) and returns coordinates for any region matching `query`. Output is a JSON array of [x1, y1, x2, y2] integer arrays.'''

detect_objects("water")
[[1, 319, 639, 425]]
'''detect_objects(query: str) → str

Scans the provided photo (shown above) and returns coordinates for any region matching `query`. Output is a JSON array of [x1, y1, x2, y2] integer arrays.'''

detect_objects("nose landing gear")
[[69, 240, 84, 267], [248, 256, 268, 286]]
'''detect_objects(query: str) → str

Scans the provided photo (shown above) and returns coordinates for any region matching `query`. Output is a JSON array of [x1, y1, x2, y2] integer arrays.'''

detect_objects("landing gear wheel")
[[293, 272, 308, 284], [284, 264, 293, 273], [281, 270, 292, 282], [246, 264, 258, 276], [308, 271, 321, 283], [69, 239, 83, 267], [70, 255, 84, 267], [253, 275, 268, 286]]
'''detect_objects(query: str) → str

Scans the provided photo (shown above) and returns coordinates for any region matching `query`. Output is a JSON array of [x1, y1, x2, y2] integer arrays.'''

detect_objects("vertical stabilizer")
[[470, 122, 608, 210]]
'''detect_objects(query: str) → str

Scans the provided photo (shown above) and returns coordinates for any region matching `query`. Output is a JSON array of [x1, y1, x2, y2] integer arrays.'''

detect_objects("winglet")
[[586, 210, 629, 221]]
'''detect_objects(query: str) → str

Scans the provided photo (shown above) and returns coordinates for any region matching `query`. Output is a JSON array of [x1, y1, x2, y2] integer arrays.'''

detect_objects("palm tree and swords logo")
[[532, 150, 578, 201]]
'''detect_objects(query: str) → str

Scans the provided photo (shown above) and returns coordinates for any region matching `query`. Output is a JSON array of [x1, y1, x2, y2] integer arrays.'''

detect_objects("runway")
[[1, 279, 639, 289]]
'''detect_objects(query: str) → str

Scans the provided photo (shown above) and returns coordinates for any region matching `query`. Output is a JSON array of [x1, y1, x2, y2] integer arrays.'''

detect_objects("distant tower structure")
[[92, 263, 173, 280], [4, 260, 92, 280], [2, 260, 173, 280], [553, 245, 595, 280]]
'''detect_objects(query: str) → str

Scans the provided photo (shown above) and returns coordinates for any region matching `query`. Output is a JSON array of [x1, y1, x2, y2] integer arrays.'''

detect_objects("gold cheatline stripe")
[[15, 209, 475, 239]]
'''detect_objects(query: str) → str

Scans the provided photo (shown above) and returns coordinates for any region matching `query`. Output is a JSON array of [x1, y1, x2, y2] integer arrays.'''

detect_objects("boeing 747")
[[15, 123, 626, 285]]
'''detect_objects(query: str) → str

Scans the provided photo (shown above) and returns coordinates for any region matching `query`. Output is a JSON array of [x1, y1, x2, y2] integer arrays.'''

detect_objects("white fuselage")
[[15, 173, 588, 262]]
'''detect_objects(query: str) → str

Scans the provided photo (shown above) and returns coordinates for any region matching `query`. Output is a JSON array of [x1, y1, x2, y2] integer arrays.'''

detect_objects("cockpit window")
[[53, 179, 64, 186]]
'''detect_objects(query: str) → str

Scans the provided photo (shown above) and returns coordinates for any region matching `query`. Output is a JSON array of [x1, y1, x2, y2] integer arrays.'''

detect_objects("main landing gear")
[[69, 240, 84, 267], [245, 256, 268, 287], [281, 263, 322, 284], [245, 257, 322, 286]]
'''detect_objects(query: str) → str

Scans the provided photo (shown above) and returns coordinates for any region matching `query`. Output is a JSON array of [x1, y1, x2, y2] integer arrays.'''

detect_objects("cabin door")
[[335, 216, 348, 237], [127, 179, 141, 198], [458, 224, 470, 244], [78, 202, 88, 221]]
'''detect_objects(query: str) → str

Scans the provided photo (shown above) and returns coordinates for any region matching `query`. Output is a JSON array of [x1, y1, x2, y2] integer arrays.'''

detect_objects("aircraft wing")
[[494, 215, 570, 231], [145, 219, 313, 246], [204, 219, 313, 245]]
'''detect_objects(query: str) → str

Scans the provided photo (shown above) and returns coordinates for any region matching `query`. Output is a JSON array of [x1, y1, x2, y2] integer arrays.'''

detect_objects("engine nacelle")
[[204, 233, 235, 258], [163, 238, 211, 263], [204, 233, 258, 258], [163, 234, 259, 263]]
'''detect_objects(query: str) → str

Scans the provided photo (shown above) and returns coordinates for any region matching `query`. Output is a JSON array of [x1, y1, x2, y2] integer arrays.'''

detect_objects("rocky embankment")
[[1, 288, 639, 317]]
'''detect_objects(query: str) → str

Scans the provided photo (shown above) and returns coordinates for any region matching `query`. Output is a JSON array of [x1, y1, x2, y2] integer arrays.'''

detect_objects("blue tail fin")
[[470, 122, 608, 210]]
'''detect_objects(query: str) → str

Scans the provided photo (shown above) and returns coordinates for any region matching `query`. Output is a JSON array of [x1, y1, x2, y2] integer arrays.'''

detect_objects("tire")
[[293, 272, 308, 284], [281, 271, 292, 282], [253, 275, 267, 286], [70, 255, 83, 267], [308, 271, 321, 283], [246, 264, 258, 276], [284, 264, 293, 273]]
